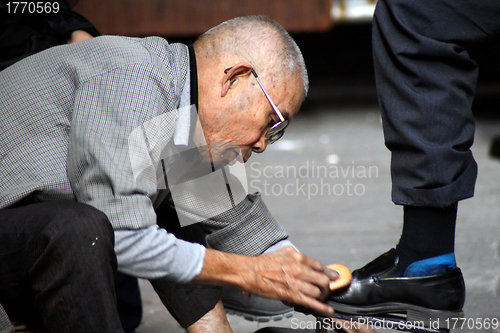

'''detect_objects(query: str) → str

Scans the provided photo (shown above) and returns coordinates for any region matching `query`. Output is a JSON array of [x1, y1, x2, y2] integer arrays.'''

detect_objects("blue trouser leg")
[[373, 0, 500, 206]]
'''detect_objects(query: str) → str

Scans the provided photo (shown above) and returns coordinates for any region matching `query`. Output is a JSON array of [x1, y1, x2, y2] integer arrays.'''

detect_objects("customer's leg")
[[372, 0, 500, 207], [0, 201, 124, 333], [328, 0, 500, 320], [373, 0, 500, 269]]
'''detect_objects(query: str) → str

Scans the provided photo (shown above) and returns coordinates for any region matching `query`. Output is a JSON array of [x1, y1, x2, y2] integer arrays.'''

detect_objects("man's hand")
[[194, 246, 337, 315], [247, 247, 337, 314]]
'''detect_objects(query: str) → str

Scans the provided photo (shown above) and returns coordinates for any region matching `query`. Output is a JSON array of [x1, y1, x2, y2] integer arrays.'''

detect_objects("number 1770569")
[[6, 2, 60, 14]]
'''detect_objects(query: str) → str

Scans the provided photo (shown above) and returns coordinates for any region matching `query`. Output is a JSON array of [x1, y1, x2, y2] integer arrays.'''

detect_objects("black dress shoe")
[[328, 249, 465, 327]]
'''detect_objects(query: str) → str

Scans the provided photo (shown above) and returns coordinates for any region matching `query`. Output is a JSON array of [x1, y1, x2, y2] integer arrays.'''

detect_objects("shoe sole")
[[328, 301, 463, 328], [225, 308, 294, 323]]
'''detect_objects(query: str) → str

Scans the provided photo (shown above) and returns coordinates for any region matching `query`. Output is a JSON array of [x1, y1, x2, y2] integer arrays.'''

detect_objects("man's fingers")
[[326, 267, 340, 281], [305, 298, 335, 315], [302, 255, 326, 272], [291, 278, 325, 299], [273, 272, 333, 312], [276, 250, 335, 298], [284, 261, 333, 295], [300, 269, 332, 297], [283, 290, 334, 315], [255, 248, 340, 309], [301, 255, 341, 286]]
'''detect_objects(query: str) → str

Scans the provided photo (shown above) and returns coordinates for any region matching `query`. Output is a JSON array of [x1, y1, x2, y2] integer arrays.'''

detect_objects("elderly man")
[[0, 16, 337, 333]]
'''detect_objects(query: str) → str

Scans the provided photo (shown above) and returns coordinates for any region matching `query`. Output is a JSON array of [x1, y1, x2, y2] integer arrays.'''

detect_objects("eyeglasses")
[[225, 67, 289, 144], [251, 69, 289, 144]]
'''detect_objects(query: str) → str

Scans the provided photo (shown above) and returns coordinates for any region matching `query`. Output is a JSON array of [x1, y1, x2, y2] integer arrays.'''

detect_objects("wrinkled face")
[[197, 71, 303, 168]]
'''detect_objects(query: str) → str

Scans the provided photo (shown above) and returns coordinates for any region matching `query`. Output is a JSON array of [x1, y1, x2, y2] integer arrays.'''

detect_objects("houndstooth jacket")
[[0, 35, 288, 330]]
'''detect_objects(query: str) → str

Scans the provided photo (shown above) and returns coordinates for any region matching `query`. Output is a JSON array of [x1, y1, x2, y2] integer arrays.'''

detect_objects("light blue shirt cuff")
[[115, 226, 205, 283], [262, 239, 298, 254]]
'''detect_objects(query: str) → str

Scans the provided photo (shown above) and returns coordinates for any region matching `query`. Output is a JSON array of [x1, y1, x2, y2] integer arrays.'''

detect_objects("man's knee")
[[39, 201, 113, 242], [26, 201, 116, 267]]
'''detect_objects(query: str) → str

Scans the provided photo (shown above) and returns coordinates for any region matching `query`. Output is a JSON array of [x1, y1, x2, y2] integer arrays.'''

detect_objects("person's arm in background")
[[43, 0, 100, 42], [0, 0, 99, 70], [68, 29, 93, 43]]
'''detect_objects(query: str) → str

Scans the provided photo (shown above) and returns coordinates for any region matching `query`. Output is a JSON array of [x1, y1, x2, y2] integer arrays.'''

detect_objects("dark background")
[[163, 22, 500, 115]]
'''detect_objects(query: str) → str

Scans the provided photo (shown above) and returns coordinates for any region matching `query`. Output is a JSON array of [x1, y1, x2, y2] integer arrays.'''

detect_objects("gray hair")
[[195, 15, 309, 98]]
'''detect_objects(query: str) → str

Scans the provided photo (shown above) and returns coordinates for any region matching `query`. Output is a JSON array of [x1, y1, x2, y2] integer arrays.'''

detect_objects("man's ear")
[[221, 62, 253, 97]]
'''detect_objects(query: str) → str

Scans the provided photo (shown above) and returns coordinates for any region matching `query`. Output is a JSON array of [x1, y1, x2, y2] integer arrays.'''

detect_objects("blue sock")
[[404, 253, 457, 277]]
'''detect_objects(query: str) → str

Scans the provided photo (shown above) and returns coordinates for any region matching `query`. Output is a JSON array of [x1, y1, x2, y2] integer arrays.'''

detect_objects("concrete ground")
[[134, 102, 500, 333]]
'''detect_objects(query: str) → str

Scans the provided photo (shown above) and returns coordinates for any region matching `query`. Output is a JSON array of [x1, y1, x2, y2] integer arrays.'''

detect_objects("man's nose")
[[252, 136, 268, 153]]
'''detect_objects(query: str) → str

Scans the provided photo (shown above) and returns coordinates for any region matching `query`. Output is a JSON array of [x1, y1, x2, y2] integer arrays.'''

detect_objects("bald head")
[[194, 15, 308, 99]]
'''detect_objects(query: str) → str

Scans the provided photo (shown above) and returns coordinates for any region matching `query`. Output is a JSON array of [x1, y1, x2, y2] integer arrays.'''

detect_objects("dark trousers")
[[150, 204, 222, 328], [0, 199, 221, 331], [0, 201, 123, 333], [373, 0, 500, 207], [115, 272, 142, 333]]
